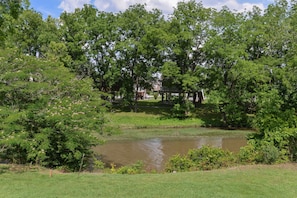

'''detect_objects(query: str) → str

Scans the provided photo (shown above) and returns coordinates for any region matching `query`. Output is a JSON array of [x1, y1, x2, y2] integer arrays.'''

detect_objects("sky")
[[29, 0, 274, 18]]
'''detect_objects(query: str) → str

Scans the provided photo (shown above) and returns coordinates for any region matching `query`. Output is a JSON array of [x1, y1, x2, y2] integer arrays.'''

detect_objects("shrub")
[[171, 100, 194, 119], [238, 140, 282, 165], [93, 158, 105, 170], [257, 144, 280, 164], [166, 146, 236, 172], [187, 146, 235, 170], [237, 142, 258, 164], [115, 161, 145, 174], [165, 154, 194, 172]]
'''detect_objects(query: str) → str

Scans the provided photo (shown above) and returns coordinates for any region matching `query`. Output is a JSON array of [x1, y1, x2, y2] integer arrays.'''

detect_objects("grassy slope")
[[104, 127, 252, 141], [107, 100, 215, 129], [104, 100, 253, 140], [107, 111, 203, 129], [1, 165, 297, 198]]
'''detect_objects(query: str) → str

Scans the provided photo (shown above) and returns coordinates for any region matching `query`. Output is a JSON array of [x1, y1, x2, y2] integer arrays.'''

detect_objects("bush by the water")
[[113, 161, 145, 174], [166, 146, 236, 172], [238, 140, 283, 165], [165, 154, 194, 172]]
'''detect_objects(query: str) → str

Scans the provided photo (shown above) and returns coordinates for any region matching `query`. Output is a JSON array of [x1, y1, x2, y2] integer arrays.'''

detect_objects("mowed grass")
[[105, 100, 253, 140], [1, 164, 297, 198], [107, 111, 203, 129], [104, 127, 253, 140], [107, 100, 221, 129]]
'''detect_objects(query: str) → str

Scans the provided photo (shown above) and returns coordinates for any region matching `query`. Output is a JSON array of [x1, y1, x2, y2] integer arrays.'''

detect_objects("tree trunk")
[[134, 76, 139, 112]]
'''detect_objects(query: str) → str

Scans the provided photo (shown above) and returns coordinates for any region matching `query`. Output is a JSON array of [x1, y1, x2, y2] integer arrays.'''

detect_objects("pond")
[[94, 136, 247, 171]]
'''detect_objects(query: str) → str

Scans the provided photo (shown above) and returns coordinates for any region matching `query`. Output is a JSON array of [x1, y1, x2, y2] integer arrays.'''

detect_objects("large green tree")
[[162, 1, 212, 104], [0, 0, 30, 46], [0, 49, 109, 170], [115, 4, 166, 110]]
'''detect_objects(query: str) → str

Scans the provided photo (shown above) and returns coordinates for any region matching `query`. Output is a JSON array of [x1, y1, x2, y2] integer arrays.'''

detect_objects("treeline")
[[3, 1, 297, 126], [1, 0, 297, 169]]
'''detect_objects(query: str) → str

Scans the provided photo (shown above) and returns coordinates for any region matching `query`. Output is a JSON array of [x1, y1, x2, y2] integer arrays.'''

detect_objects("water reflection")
[[94, 137, 246, 171]]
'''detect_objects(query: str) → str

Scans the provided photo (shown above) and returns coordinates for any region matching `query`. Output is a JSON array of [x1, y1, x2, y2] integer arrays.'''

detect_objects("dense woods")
[[1, 0, 297, 170]]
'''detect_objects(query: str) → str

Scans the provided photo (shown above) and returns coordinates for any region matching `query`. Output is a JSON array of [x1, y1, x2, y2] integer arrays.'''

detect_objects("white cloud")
[[58, 0, 267, 14], [58, 0, 91, 12], [202, 0, 265, 12], [145, 0, 181, 13], [92, 0, 187, 14], [94, 0, 110, 10]]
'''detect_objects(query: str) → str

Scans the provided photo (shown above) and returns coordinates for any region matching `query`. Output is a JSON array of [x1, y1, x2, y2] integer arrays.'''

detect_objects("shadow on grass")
[[193, 103, 223, 127], [111, 100, 172, 117], [112, 100, 224, 127]]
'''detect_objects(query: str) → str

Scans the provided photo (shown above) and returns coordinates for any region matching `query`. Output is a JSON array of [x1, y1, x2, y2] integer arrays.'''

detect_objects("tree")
[[115, 4, 166, 111], [0, 48, 109, 170], [203, 6, 269, 127], [59, 7, 90, 74], [0, 0, 30, 46], [82, 6, 120, 94], [162, 1, 212, 105], [8, 9, 44, 56]]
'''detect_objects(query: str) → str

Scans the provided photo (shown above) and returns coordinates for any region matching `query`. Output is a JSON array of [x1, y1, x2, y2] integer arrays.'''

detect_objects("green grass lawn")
[[1, 164, 297, 198], [104, 127, 253, 141], [104, 100, 253, 140], [108, 99, 206, 129], [107, 111, 203, 129], [107, 100, 224, 129]]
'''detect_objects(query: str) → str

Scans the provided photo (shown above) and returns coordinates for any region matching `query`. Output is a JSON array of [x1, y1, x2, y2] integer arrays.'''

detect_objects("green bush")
[[219, 102, 250, 128], [238, 140, 282, 165], [187, 146, 235, 170], [257, 144, 280, 164], [93, 158, 106, 170], [165, 154, 194, 172], [171, 100, 194, 119], [237, 141, 258, 164], [115, 161, 145, 174], [166, 146, 235, 172]]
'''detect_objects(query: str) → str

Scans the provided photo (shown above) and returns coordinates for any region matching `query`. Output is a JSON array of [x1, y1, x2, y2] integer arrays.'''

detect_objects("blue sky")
[[30, 0, 274, 18]]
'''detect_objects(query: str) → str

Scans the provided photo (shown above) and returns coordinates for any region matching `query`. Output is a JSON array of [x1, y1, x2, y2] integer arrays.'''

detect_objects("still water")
[[94, 136, 246, 171]]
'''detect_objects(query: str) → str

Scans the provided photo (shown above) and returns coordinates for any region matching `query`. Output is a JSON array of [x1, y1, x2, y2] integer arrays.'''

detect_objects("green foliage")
[[3, 0, 297, 169], [0, 49, 109, 171], [93, 158, 106, 170], [171, 99, 194, 119], [238, 140, 282, 165], [249, 87, 297, 163], [187, 146, 235, 170], [257, 144, 280, 164], [114, 161, 145, 174], [237, 141, 258, 164], [166, 146, 235, 172], [165, 154, 193, 172], [219, 102, 250, 128]]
